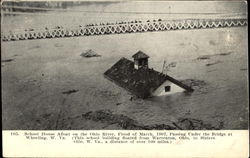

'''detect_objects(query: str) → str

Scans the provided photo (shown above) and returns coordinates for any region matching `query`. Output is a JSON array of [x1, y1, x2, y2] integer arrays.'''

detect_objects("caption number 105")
[[11, 132, 19, 136]]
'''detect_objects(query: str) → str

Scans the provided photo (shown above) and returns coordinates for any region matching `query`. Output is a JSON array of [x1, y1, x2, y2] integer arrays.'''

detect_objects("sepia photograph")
[[1, 0, 248, 131]]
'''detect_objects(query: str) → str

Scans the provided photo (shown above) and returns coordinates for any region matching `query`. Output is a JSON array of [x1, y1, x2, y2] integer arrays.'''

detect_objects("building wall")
[[152, 80, 185, 96]]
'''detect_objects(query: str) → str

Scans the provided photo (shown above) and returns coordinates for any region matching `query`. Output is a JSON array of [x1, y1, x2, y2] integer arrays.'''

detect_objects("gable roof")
[[104, 57, 193, 98], [132, 51, 149, 59]]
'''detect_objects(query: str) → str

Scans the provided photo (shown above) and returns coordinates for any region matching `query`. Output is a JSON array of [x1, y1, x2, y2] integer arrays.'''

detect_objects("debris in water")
[[181, 79, 208, 93], [181, 79, 206, 88], [82, 110, 142, 130], [218, 52, 233, 56], [62, 89, 79, 95], [197, 55, 210, 60], [197, 52, 232, 60], [80, 49, 101, 58], [130, 95, 139, 101], [206, 60, 222, 66], [1, 59, 14, 63], [175, 118, 223, 130], [81, 110, 223, 130]]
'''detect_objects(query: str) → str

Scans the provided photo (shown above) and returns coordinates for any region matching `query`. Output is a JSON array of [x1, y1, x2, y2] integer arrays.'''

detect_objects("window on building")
[[165, 86, 171, 92]]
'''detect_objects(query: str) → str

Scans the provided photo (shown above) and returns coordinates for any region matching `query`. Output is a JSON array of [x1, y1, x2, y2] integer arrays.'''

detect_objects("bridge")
[[1, 18, 247, 42]]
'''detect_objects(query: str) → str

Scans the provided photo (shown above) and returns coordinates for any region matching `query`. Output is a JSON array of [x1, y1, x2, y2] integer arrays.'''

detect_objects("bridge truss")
[[1, 18, 247, 42]]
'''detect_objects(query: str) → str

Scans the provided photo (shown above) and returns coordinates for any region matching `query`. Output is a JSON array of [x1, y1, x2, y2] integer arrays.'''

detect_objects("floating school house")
[[104, 51, 193, 99]]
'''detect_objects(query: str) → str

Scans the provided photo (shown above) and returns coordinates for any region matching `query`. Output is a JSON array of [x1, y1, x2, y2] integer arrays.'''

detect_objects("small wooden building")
[[104, 51, 193, 98]]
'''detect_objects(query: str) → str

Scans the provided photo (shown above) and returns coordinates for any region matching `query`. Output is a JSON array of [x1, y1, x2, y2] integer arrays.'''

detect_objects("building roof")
[[132, 51, 149, 59], [104, 58, 193, 98]]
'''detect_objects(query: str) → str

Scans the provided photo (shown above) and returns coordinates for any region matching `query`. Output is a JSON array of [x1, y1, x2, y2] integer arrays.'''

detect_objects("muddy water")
[[1, 2, 248, 130], [2, 26, 248, 130]]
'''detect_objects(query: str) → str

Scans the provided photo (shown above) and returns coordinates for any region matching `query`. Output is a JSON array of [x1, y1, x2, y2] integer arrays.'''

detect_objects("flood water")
[[1, 1, 248, 130]]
